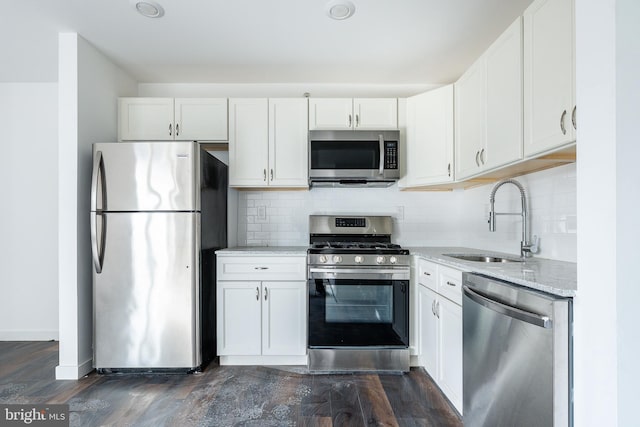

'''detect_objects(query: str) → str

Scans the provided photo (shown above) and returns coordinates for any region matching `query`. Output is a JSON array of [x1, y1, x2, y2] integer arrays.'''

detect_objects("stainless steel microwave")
[[308, 130, 400, 187]]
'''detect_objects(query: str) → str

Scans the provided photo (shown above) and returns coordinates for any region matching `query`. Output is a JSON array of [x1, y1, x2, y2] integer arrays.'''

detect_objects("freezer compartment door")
[[94, 212, 201, 369], [92, 142, 199, 212]]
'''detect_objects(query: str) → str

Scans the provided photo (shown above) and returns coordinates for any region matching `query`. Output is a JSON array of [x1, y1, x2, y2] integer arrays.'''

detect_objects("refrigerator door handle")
[[90, 212, 104, 273], [91, 150, 103, 212]]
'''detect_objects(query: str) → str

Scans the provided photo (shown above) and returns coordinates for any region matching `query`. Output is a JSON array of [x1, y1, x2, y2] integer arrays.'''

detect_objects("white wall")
[[0, 83, 59, 340], [138, 83, 437, 99], [575, 0, 618, 424], [56, 33, 137, 380], [615, 0, 640, 424]]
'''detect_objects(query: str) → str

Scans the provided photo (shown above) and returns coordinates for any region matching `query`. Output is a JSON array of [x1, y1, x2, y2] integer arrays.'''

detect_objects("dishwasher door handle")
[[463, 285, 552, 328]]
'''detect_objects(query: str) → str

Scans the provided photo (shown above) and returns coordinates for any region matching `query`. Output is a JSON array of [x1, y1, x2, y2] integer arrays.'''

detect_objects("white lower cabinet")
[[216, 255, 307, 365], [416, 258, 463, 414]]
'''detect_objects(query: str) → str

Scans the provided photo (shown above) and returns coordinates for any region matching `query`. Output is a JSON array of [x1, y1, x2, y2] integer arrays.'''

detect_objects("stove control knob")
[[354, 256, 364, 264], [376, 256, 386, 264], [333, 255, 343, 264], [389, 256, 398, 265], [319, 255, 327, 263]]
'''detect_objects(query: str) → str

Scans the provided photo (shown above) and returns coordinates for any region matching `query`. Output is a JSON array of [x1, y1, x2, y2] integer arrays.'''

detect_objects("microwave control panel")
[[384, 142, 398, 170]]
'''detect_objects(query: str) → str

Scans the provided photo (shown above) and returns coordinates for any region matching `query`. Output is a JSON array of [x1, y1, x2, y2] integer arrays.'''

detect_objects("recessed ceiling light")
[[130, 0, 165, 18], [326, 0, 356, 20]]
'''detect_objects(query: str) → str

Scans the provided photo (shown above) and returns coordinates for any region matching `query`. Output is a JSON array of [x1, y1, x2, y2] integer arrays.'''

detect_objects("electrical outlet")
[[257, 205, 267, 223]]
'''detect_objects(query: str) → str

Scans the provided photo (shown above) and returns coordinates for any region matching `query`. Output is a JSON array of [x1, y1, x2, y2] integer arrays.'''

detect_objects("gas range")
[[306, 215, 410, 373], [307, 215, 410, 268]]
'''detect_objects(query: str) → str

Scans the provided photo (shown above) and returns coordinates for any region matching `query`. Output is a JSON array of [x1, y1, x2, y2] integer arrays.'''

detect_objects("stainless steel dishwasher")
[[462, 272, 572, 426]]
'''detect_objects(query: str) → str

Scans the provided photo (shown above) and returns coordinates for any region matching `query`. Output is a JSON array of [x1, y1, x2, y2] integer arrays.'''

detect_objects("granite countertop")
[[408, 247, 577, 297], [216, 246, 308, 256]]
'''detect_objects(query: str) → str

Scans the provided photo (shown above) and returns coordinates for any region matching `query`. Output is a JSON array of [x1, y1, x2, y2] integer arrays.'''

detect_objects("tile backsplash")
[[234, 163, 577, 262]]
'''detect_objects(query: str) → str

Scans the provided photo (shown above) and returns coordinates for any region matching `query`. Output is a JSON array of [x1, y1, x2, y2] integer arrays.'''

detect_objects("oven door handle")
[[309, 267, 407, 274], [378, 134, 385, 175]]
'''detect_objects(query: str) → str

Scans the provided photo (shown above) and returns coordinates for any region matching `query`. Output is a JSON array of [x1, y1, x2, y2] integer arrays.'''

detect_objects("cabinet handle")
[[263, 169, 267, 182], [348, 114, 352, 128], [169, 123, 172, 136], [572, 106, 577, 130], [254, 266, 269, 270], [176, 123, 180, 136], [475, 151, 480, 166], [270, 169, 274, 181], [447, 163, 451, 177], [264, 286, 268, 301], [423, 271, 431, 276], [256, 287, 259, 301], [355, 114, 360, 127], [431, 300, 435, 316], [446, 281, 457, 287], [560, 110, 567, 135], [480, 148, 485, 165], [436, 301, 440, 319]]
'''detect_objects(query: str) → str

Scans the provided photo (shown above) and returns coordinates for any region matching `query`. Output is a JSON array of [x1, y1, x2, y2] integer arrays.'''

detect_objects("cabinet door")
[[268, 98, 309, 187], [485, 17, 524, 170], [354, 98, 398, 130], [174, 98, 228, 141], [455, 61, 486, 180], [308, 98, 353, 130], [406, 86, 454, 186], [217, 281, 262, 356], [118, 98, 174, 141], [418, 285, 439, 377], [524, 0, 575, 156], [262, 281, 307, 356], [228, 98, 269, 186], [438, 297, 463, 414]]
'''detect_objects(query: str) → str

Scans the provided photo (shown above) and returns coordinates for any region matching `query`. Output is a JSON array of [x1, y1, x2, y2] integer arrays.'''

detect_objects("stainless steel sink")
[[444, 254, 524, 263]]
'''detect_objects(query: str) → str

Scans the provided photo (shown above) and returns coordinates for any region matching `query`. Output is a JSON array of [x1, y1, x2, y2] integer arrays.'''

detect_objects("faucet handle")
[[523, 235, 540, 256]]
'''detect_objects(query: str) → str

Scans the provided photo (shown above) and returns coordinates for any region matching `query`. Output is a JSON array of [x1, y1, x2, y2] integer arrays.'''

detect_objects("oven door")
[[308, 268, 409, 348]]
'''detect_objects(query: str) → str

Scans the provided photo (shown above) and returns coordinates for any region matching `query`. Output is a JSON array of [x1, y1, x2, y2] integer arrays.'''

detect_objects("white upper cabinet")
[[118, 97, 228, 142], [174, 98, 228, 141], [228, 98, 270, 187], [118, 98, 175, 141], [485, 17, 524, 170], [455, 59, 486, 180], [405, 85, 454, 186], [309, 98, 398, 130], [229, 98, 308, 188], [523, 0, 575, 156], [455, 17, 524, 180], [268, 99, 309, 187]]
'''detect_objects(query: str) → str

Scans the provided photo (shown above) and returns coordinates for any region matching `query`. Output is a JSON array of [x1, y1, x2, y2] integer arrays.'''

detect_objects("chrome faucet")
[[488, 178, 539, 258]]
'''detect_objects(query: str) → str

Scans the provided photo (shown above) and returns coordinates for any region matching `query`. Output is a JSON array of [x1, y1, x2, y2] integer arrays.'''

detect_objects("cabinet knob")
[[560, 110, 567, 135]]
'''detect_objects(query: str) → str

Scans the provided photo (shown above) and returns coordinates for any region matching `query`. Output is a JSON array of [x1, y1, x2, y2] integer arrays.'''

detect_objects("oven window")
[[310, 141, 379, 169], [325, 283, 392, 323], [308, 278, 409, 348]]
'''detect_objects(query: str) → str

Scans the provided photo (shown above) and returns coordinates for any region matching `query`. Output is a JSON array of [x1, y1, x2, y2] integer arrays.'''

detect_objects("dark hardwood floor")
[[0, 342, 462, 426]]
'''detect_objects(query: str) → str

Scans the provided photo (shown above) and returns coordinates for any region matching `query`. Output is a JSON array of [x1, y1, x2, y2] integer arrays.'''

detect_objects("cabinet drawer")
[[417, 258, 438, 291], [217, 256, 306, 281], [438, 265, 463, 305]]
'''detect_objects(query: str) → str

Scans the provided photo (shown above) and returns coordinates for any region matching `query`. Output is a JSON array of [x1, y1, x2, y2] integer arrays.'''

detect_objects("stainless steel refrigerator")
[[90, 141, 227, 372]]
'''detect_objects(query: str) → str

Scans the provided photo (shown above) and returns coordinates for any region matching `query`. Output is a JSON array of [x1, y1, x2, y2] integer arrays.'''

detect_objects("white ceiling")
[[1, 0, 533, 84]]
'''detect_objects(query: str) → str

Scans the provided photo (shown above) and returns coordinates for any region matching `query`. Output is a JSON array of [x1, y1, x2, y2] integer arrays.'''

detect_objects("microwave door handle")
[[378, 134, 384, 175]]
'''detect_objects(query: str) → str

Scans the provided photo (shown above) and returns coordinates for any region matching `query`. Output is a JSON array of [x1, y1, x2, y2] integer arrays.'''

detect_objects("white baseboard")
[[0, 330, 59, 341], [55, 358, 93, 380], [219, 355, 308, 366]]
